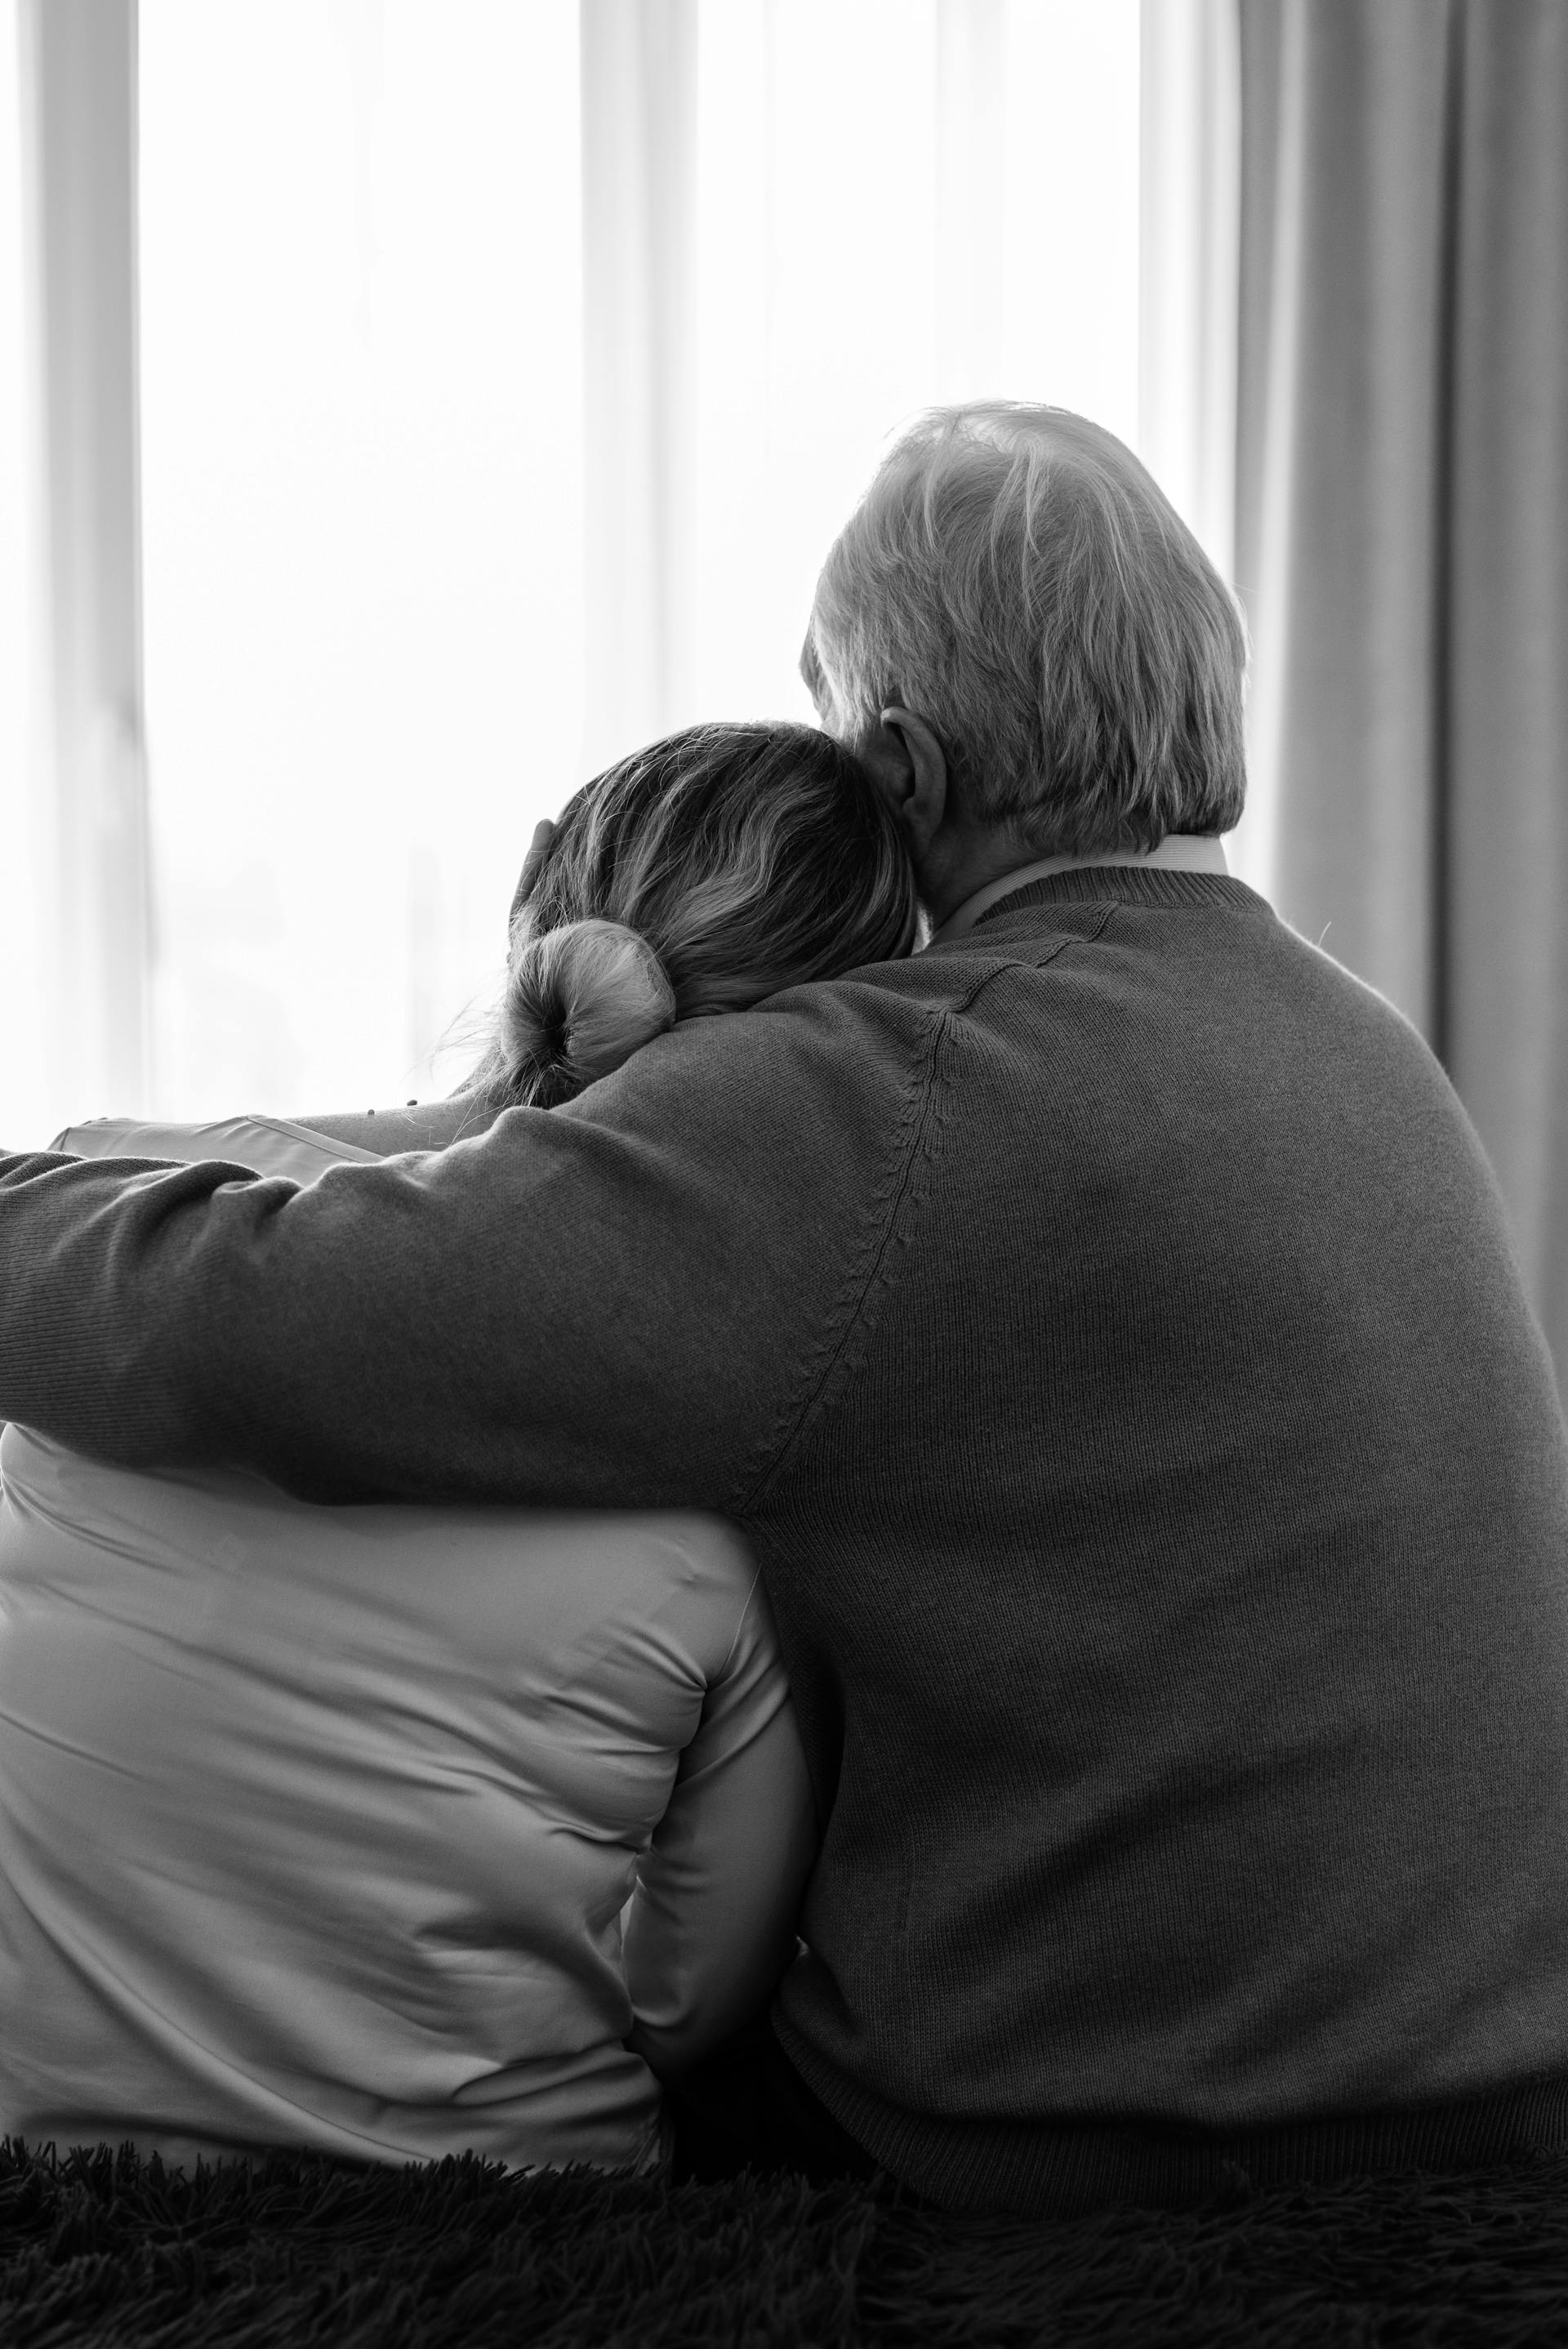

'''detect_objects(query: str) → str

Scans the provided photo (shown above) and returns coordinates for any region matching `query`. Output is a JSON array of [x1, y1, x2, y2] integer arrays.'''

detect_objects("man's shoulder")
[[551, 894, 1453, 1170], [557, 956, 957, 1131]]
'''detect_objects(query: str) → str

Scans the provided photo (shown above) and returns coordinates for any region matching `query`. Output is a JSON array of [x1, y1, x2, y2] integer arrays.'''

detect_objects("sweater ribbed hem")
[[971, 867, 1274, 925], [772, 2016, 1568, 2216]]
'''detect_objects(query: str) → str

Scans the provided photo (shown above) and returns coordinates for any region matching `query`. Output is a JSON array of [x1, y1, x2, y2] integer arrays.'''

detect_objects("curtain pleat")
[[579, 0, 697, 774], [1447, 3, 1568, 1375], [1236, 0, 1568, 1380], [16, 0, 149, 1121]]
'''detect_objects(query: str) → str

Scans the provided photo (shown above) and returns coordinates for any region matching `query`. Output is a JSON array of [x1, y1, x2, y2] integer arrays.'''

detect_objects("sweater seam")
[[732, 918, 1112, 1518], [965, 899, 1119, 977], [728, 1008, 949, 1516]]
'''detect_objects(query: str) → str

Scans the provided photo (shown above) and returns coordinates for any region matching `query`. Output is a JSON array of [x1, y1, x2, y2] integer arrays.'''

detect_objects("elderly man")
[[4, 402, 1568, 2217]]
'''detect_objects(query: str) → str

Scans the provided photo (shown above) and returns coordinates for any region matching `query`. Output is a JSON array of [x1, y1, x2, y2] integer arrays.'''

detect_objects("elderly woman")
[[0, 720, 915, 2177]]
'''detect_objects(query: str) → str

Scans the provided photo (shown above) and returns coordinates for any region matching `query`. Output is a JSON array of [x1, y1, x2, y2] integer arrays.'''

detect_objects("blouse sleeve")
[[622, 1569, 817, 2081], [51, 1115, 384, 1182]]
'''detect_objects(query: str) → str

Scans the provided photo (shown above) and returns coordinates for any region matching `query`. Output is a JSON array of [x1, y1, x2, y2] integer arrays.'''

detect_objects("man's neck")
[[927, 835, 1230, 947]]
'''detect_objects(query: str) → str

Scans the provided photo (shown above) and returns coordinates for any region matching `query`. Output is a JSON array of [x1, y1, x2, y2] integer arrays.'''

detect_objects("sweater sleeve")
[[0, 1001, 914, 1509]]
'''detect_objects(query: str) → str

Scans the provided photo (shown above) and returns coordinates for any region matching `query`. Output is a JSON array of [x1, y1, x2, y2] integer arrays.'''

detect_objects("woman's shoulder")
[[0, 1436, 768, 1696], [487, 1510, 770, 1683], [624, 1510, 759, 1579]]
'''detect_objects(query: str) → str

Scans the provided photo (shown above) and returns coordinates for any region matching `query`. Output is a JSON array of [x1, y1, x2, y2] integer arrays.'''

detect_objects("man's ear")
[[857, 708, 948, 859]]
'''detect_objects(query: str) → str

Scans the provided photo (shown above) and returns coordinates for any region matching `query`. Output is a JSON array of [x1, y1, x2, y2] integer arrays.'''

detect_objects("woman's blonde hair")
[[470, 720, 918, 1109]]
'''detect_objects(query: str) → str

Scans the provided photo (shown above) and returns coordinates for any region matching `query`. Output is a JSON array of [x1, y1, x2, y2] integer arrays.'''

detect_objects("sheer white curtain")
[[683, 0, 1147, 737], [134, 0, 584, 1124], [0, 1, 32, 1140], [586, 0, 1249, 830], [1, 0, 1244, 1143], [1140, 0, 1241, 586]]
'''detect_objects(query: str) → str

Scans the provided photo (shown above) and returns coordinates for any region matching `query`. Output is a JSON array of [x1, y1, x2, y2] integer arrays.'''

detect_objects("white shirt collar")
[[928, 834, 1231, 947]]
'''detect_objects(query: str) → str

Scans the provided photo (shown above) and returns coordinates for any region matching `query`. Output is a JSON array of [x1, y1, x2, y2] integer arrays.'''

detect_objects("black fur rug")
[[5, 2136, 1568, 2346]]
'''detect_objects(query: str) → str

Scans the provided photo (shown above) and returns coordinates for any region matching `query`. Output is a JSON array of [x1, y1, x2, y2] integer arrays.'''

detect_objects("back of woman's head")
[[475, 721, 918, 1109]]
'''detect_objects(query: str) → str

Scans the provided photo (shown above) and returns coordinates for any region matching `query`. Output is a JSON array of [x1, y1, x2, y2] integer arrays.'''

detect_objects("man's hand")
[[510, 818, 555, 927]]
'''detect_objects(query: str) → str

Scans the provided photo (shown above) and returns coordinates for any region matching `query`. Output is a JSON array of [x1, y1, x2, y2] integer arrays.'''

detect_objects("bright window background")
[[139, 0, 583, 1117], [688, 0, 1140, 728], [131, 0, 1138, 1122]]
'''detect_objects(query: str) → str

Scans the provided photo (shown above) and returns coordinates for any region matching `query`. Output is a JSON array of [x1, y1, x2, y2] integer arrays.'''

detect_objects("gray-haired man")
[[5, 403, 1568, 2216]]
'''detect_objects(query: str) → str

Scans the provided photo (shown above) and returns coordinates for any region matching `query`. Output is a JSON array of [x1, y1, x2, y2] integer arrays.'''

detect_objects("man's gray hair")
[[805, 403, 1249, 857]]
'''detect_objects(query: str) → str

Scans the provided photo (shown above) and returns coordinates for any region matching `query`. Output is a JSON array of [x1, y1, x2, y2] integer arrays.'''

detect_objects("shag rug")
[[6, 2137, 1568, 2347]]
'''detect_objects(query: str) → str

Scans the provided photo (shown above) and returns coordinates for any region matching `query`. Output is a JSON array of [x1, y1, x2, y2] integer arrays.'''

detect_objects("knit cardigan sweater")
[[5, 865, 1568, 2215]]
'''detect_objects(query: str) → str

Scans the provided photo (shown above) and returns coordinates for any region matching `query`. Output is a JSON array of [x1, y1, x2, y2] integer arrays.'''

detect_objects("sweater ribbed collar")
[[930, 834, 1232, 946]]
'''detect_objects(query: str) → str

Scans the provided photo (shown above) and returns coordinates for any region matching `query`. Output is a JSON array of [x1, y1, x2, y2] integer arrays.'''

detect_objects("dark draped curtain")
[[1234, 0, 1568, 1381]]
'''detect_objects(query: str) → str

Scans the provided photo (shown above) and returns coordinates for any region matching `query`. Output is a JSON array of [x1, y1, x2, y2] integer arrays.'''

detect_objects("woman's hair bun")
[[500, 918, 677, 1107]]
